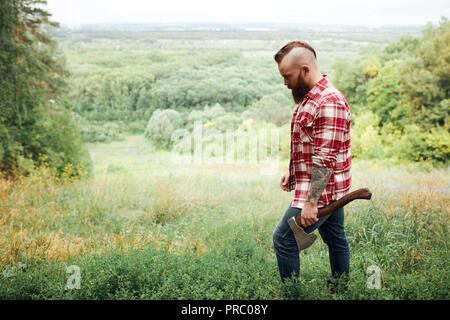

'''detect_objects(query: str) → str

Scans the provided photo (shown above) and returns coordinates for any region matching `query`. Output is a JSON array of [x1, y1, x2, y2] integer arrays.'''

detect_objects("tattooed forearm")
[[306, 166, 332, 203]]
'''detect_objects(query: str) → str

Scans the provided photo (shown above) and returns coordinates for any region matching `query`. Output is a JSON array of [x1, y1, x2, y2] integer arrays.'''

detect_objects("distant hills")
[[55, 22, 422, 34]]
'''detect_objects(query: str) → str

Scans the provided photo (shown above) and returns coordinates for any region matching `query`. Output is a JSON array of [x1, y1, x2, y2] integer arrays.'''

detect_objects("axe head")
[[288, 216, 317, 251]]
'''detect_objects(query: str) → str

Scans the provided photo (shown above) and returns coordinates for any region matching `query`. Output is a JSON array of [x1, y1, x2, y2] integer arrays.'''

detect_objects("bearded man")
[[272, 41, 352, 290]]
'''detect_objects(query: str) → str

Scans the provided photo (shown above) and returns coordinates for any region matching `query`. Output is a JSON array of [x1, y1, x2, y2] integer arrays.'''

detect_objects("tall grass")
[[0, 136, 448, 299]]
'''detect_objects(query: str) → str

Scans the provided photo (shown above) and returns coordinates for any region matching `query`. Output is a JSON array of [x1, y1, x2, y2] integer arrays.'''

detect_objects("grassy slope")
[[0, 135, 448, 299]]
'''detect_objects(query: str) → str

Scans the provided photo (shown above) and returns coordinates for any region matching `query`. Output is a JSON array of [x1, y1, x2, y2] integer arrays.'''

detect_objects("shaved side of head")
[[281, 47, 318, 72]]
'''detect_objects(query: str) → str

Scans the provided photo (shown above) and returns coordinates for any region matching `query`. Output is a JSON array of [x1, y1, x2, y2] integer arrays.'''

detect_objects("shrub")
[[79, 121, 125, 143], [396, 124, 450, 165], [0, 104, 93, 179], [351, 111, 384, 159], [126, 121, 146, 135], [144, 109, 182, 150]]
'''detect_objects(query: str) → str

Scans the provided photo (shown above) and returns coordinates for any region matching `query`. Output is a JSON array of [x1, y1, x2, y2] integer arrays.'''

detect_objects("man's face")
[[278, 59, 310, 103]]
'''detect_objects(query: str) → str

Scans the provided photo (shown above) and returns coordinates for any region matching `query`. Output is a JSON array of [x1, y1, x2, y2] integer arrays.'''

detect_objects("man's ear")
[[301, 64, 310, 76]]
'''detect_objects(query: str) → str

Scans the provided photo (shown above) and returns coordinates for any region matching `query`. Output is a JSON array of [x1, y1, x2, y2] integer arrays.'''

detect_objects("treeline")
[[0, 0, 92, 178], [332, 18, 449, 165]]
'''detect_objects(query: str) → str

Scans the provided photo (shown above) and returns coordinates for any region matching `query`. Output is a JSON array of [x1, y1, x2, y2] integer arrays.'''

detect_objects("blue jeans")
[[272, 201, 350, 283]]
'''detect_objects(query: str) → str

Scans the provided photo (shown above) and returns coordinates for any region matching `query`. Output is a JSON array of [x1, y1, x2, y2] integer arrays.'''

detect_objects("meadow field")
[[0, 135, 448, 299]]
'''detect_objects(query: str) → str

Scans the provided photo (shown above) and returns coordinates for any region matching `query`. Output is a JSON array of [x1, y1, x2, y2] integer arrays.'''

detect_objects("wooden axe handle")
[[317, 187, 372, 217]]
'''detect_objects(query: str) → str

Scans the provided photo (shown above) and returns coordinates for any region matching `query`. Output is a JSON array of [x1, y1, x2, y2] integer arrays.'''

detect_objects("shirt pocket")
[[293, 112, 314, 144]]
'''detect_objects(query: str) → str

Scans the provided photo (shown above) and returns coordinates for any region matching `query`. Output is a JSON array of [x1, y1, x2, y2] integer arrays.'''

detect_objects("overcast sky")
[[45, 0, 449, 28]]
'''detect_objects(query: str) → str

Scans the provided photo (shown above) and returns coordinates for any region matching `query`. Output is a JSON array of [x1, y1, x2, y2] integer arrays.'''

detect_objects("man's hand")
[[300, 200, 319, 227], [280, 170, 290, 191]]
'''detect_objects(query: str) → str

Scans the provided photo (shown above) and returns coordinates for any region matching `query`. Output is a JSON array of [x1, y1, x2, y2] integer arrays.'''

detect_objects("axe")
[[288, 187, 372, 251]]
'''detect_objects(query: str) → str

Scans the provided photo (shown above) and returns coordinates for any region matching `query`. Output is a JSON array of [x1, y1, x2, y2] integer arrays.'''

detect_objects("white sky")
[[45, 0, 449, 28]]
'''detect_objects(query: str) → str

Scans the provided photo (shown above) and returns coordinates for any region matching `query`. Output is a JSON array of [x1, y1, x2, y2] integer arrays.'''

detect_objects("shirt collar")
[[305, 74, 329, 101]]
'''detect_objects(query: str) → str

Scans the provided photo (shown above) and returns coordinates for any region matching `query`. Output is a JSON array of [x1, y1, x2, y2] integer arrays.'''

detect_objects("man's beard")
[[291, 85, 309, 104], [290, 72, 311, 104]]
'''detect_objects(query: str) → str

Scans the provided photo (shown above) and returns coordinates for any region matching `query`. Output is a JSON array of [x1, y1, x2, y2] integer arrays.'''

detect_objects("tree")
[[0, 0, 92, 178], [144, 109, 183, 149], [367, 60, 404, 126]]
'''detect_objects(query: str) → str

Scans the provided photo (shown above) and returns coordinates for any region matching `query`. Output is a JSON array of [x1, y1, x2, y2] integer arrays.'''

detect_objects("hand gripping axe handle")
[[288, 187, 372, 251]]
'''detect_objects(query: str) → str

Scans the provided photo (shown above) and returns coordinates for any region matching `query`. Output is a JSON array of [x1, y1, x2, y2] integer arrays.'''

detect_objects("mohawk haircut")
[[274, 41, 317, 64]]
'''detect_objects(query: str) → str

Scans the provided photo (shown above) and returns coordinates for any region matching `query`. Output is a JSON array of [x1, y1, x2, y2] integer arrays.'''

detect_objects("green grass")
[[0, 135, 448, 299]]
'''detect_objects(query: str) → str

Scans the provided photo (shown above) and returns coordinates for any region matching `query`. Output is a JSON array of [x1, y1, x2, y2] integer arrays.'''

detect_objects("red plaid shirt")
[[288, 75, 352, 209]]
